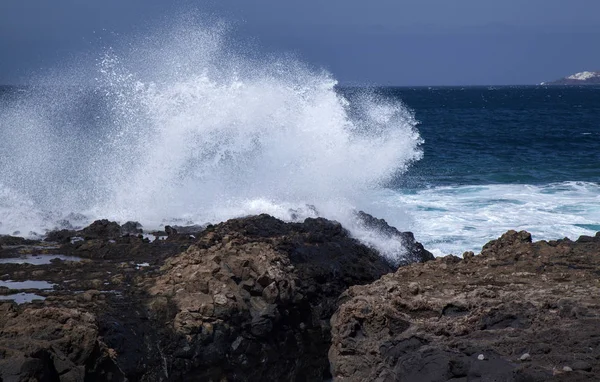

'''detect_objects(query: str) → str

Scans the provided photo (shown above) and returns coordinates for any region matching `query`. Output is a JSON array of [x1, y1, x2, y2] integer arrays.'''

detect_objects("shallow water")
[[0, 254, 83, 265], [0, 293, 46, 304], [0, 280, 55, 290]]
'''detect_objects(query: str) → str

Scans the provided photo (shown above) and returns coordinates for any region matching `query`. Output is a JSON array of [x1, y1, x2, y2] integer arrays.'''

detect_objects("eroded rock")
[[147, 214, 395, 380], [330, 230, 600, 381], [1, 214, 424, 381]]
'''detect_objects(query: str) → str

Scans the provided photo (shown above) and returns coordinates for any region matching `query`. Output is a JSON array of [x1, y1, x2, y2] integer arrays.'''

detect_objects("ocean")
[[349, 86, 600, 256], [0, 21, 598, 260]]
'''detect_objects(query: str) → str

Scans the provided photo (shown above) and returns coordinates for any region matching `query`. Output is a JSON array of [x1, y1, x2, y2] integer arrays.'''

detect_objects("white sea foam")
[[386, 181, 600, 256], [0, 16, 423, 262]]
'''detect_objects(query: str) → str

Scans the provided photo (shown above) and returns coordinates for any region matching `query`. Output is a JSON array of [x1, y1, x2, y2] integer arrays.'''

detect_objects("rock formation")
[[3, 214, 600, 381], [330, 230, 600, 381], [0, 213, 429, 381], [145, 214, 397, 380]]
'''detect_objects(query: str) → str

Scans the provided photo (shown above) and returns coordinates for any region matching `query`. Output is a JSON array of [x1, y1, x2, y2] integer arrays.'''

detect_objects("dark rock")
[[7, 217, 598, 381], [147, 214, 395, 380], [164, 225, 177, 236], [0, 235, 38, 246], [355, 210, 434, 264], [80, 220, 122, 240], [572, 360, 592, 372], [0, 214, 395, 381], [0, 305, 125, 382], [44, 229, 77, 243], [170, 224, 205, 234], [120, 221, 143, 236]]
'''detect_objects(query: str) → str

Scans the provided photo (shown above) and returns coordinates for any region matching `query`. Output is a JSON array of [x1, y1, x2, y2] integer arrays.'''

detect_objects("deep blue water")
[[354, 86, 600, 187]]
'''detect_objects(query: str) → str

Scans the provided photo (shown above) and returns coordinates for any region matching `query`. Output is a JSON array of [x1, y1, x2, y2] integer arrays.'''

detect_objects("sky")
[[1, 0, 599, 86]]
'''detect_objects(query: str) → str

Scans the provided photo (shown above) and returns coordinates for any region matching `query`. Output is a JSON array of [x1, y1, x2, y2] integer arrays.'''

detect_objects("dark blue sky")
[[1, 0, 599, 85]]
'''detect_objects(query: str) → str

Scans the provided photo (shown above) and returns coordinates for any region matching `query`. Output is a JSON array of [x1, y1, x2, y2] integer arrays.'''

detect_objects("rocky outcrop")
[[330, 230, 600, 381], [11, 214, 599, 381], [355, 211, 434, 265], [146, 214, 395, 380], [1, 214, 428, 381], [0, 305, 125, 381]]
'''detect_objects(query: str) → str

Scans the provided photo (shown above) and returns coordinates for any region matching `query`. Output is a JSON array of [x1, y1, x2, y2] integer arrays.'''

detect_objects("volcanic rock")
[[355, 211, 434, 264], [0, 304, 125, 381], [80, 219, 122, 240], [170, 224, 205, 234], [330, 230, 600, 381], [1, 214, 423, 381], [44, 229, 77, 244], [120, 221, 143, 236], [0, 235, 38, 246], [146, 214, 396, 380]]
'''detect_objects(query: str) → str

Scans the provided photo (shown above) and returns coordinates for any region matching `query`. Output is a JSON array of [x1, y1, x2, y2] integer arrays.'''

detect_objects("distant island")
[[541, 70, 600, 85]]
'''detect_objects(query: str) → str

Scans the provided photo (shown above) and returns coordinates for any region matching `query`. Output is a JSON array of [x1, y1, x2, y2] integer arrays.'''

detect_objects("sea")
[[0, 20, 598, 260]]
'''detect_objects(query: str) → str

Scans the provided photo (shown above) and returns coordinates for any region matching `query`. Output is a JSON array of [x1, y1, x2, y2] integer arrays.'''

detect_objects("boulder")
[[120, 221, 143, 236], [80, 220, 122, 240], [44, 229, 77, 243], [0, 304, 125, 381], [0, 235, 38, 246]]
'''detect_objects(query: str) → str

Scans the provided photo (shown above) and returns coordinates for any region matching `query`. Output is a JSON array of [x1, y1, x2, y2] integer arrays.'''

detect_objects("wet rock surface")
[[0, 221, 192, 381], [330, 230, 600, 381], [354, 211, 434, 265]]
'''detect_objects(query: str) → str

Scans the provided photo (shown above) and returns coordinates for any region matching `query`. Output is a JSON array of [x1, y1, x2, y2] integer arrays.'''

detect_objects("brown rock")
[[330, 230, 600, 381], [0, 305, 125, 381], [147, 214, 395, 381]]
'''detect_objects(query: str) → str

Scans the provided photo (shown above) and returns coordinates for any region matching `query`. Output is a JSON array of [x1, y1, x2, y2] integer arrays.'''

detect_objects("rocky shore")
[[0, 214, 598, 381]]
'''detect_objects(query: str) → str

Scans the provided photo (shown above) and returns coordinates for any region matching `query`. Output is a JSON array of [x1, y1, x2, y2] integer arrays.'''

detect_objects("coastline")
[[1, 213, 599, 380]]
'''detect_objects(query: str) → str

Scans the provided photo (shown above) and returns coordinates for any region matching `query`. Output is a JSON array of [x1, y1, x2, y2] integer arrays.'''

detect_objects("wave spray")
[[0, 16, 423, 262]]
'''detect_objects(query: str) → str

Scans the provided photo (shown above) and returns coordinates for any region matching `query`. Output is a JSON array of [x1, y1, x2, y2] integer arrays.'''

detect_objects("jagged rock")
[[164, 225, 177, 236], [44, 229, 77, 243], [0, 305, 125, 381], [80, 220, 122, 240], [355, 211, 434, 264], [0, 235, 38, 246], [65, 234, 186, 261], [147, 214, 395, 381], [170, 224, 205, 234], [0, 214, 404, 381], [330, 230, 600, 381], [120, 221, 143, 236]]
